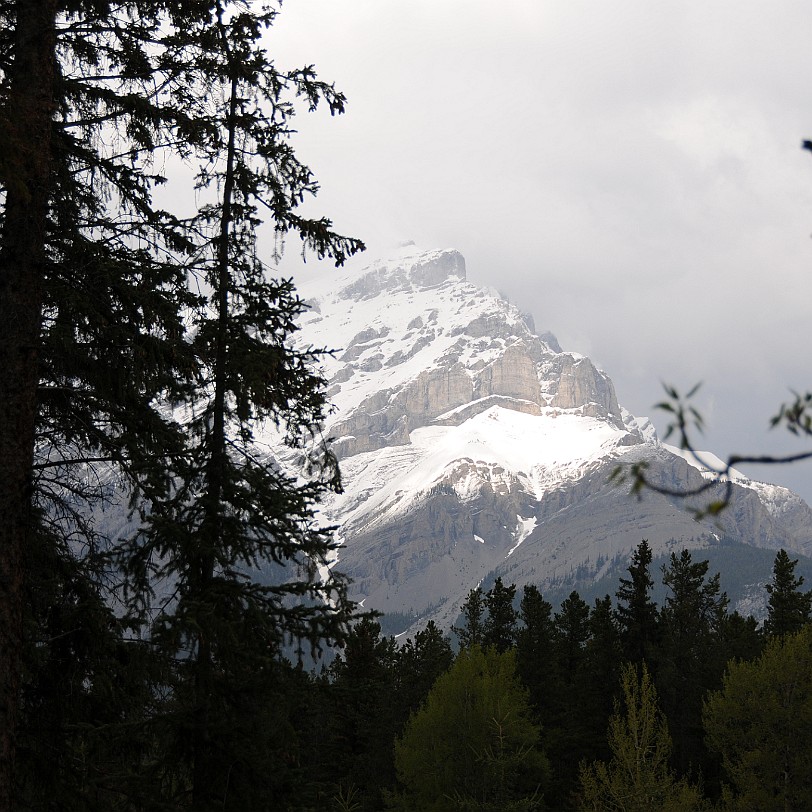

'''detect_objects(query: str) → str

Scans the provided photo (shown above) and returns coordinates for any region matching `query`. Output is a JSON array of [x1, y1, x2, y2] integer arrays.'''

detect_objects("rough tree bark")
[[0, 1, 57, 808]]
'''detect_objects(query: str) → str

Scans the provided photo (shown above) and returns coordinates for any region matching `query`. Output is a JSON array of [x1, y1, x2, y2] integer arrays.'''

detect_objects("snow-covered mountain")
[[287, 245, 812, 633]]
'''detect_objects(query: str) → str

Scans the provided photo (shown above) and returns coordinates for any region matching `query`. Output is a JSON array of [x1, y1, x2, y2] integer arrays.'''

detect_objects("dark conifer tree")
[[615, 539, 659, 665], [764, 548, 812, 638], [323, 618, 399, 811], [549, 590, 592, 806], [484, 577, 518, 652], [15, 522, 163, 810], [720, 610, 763, 664], [581, 595, 622, 762], [131, 8, 361, 805], [0, 1, 364, 807], [0, 2, 194, 800], [0, 5, 60, 802], [455, 586, 486, 649], [554, 590, 591, 679], [397, 620, 454, 717], [657, 550, 728, 777], [516, 584, 558, 722]]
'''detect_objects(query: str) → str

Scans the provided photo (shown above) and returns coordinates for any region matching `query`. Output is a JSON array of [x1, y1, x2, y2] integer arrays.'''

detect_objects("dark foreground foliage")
[[16, 541, 804, 810]]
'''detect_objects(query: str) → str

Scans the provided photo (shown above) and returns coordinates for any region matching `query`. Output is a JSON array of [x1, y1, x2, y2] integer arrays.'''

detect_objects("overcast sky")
[[266, 0, 812, 503]]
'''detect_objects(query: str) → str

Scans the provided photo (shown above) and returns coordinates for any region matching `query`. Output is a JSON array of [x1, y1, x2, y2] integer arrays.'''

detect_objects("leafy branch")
[[612, 384, 812, 520]]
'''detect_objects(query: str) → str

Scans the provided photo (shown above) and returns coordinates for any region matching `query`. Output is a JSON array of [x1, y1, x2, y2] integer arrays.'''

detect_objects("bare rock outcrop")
[[396, 364, 474, 419], [331, 364, 476, 457], [548, 354, 622, 425], [475, 344, 542, 404]]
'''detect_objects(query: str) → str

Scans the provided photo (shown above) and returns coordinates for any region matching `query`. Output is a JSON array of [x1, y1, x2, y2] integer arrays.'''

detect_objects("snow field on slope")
[[325, 406, 630, 529], [507, 515, 538, 558]]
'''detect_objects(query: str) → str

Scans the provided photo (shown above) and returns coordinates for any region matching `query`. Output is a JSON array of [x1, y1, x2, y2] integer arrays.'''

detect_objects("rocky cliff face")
[[287, 246, 812, 633]]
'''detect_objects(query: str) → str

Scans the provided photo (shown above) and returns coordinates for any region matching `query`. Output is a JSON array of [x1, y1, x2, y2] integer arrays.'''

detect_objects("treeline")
[[12, 537, 812, 809], [293, 541, 808, 811]]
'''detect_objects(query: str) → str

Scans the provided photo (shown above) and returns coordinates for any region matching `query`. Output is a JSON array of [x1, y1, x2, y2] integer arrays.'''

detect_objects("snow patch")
[[506, 515, 537, 559]]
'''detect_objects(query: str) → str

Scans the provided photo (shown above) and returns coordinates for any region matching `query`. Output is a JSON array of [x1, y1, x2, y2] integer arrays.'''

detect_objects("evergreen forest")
[[17, 532, 812, 810], [2, 2, 812, 811]]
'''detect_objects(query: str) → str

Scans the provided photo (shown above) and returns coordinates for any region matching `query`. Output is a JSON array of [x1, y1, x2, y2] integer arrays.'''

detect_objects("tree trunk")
[[0, 1, 57, 808], [190, 30, 239, 802]]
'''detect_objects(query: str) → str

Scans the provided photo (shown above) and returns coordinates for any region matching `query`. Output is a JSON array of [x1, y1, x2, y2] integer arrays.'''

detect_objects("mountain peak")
[[296, 247, 626, 462], [335, 248, 466, 301], [288, 247, 812, 634]]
